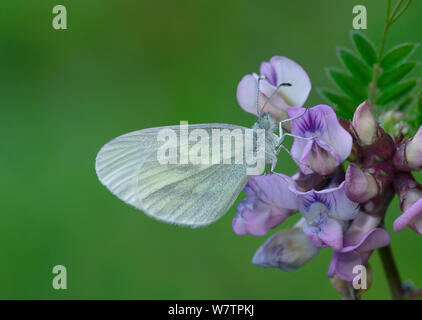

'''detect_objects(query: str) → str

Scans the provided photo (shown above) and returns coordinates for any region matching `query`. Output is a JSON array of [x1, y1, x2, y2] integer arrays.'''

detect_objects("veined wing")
[[95, 123, 255, 227]]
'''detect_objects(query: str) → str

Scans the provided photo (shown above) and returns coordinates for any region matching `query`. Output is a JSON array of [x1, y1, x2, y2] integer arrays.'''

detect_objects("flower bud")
[[345, 161, 393, 204], [352, 101, 377, 145], [352, 101, 394, 159], [394, 173, 421, 210], [252, 223, 319, 271], [406, 125, 422, 168], [345, 163, 378, 203], [393, 125, 422, 171], [393, 173, 422, 235]]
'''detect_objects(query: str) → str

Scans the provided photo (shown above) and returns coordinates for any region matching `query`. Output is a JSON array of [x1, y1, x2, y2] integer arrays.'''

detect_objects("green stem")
[[368, 1, 393, 105], [367, 0, 413, 301], [378, 245, 405, 300], [391, 0, 412, 24], [368, 0, 411, 108]]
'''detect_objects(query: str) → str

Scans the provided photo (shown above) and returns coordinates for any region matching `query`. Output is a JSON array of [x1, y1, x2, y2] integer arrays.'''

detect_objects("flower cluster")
[[233, 56, 422, 288]]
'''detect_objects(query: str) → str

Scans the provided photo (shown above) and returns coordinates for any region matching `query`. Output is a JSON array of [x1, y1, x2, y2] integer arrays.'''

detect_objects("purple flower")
[[352, 101, 377, 146], [287, 105, 353, 175], [252, 219, 319, 271], [352, 101, 394, 159], [327, 213, 390, 282], [393, 173, 422, 235], [233, 174, 359, 250], [394, 124, 422, 172], [345, 161, 393, 203], [236, 56, 311, 122], [345, 163, 379, 203], [232, 174, 298, 236], [406, 124, 422, 170], [394, 198, 422, 235], [296, 182, 360, 251]]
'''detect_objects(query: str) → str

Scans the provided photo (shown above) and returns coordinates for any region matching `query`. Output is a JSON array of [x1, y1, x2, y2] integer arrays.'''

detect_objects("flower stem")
[[368, 0, 393, 105], [378, 245, 405, 299], [368, 0, 411, 107], [373, 1, 413, 300]]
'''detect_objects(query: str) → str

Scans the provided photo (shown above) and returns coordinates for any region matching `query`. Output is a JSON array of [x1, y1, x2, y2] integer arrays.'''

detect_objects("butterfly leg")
[[277, 108, 308, 141], [282, 108, 308, 123], [283, 132, 314, 141], [270, 158, 278, 172], [276, 142, 313, 172], [276, 142, 293, 157]]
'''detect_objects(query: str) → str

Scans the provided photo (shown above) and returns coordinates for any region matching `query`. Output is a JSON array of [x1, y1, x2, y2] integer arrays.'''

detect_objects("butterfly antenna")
[[261, 82, 292, 112], [256, 75, 266, 116], [277, 108, 310, 142]]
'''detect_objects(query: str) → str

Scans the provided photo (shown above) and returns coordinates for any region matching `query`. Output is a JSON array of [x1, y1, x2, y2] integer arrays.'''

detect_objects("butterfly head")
[[254, 112, 277, 132]]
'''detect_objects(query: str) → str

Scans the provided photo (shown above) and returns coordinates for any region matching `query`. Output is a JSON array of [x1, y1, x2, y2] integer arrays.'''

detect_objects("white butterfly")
[[95, 78, 307, 227]]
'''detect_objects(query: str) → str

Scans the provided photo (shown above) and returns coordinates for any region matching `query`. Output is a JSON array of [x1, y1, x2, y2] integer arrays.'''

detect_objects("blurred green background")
[[1, 0, 421, 299]]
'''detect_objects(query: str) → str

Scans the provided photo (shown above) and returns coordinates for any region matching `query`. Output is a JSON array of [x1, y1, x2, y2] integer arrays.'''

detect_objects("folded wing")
[[95, 124, 251, 227]]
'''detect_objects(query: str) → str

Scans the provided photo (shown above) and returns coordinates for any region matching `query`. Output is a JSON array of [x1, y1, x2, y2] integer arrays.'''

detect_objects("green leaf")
[[326, 67, 368, 103], [333, 107, 353, 121], [375, 79, 417, 105], [417, 92, 422, 127], [380, 42, 417, 71], [337, 47, 372, 85], [418, 92, 422, 114], [410, 91, 422, 129], [377, 61, 417, 89], [319, 88, 356, 119], [351, 31, 378, 67], [397, 95, 414, 111]]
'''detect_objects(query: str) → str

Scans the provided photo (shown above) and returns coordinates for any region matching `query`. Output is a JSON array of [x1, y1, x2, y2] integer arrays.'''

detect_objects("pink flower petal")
[[394, 197, 422, 233], [269, 56, 311, 107], [232, 174, 298, 236]]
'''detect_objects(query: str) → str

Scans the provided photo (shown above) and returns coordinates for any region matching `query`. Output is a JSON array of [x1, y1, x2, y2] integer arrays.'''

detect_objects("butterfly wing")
[[95, 124, 252, 227]]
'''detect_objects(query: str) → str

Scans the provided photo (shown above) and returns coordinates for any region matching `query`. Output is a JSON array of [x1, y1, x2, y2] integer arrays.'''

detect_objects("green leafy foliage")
[[418, 93, 422, 126], [375, 79, 418, 105], [318, 88, 355, 119], [380, 42, 417, 71], [326, 68, 368, 102], [351, 31, 378, 67], [377, 43, 419, 113], [415, 91, 422, 127], [397, 95, 414, 111], [377, 62, 417, 89], [337, 47, 372, 85], [408, 91, 422, 130], [320, 30, 420, 122]]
